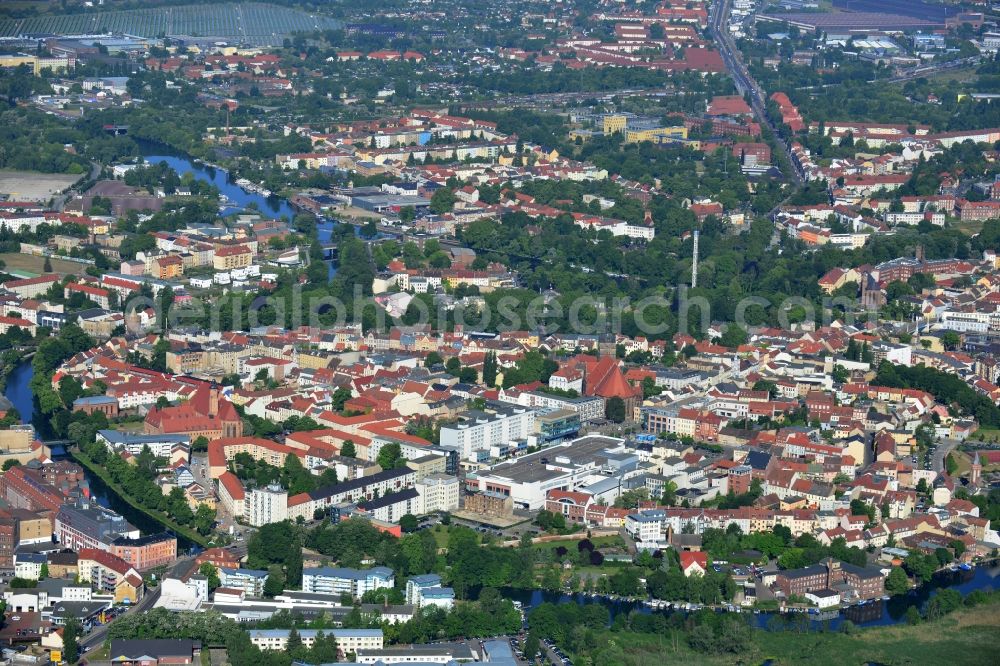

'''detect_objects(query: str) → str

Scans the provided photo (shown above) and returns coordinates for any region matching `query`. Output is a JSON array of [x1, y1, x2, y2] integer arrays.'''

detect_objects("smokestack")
[[691, 230, 699, 288]]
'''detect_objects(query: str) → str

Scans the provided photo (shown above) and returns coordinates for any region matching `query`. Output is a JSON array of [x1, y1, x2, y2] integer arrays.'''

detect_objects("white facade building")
[[414, 474, 459, 514], [244, 484, 288, 527], [438, 406, 535, 460], [301, 567, 395, 598]]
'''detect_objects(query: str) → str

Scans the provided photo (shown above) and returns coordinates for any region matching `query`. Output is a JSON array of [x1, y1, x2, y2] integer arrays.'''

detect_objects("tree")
[[524, 633, 540, 660], [660, 480, 678, 506], [38, 562, 48, 580], [482, 351, 498, 387], [941, 331, 960, 351], [43, 256, 52, 273], [309, 630, 338, 663], [605, 396, 626, 423], [904, 552, 936, 584], [286, 627, 305, 661], [340, 440, 357, 458], [885, 566, 910, 596], [719, 324, 748, 348], [198, 562, 221, 590], [946, 453, 958, 477], [752, 380, 777, 398], [424, 351, 443, 368], [58, 375, 83, 407], [263, 564, 285, 597], [62, 617, 81, 664], [430, 188, 456, 214], [2, 459, 20, 471], [376, 442, 403, 470], [193, 503, 216, 535], [399, 514, 418, 533]]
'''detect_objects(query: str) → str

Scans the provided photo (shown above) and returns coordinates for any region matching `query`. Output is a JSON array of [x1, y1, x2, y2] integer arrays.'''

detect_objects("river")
[[3, 359, 195, 550], [4, 360, 34, 426], [504, 561, 999, 631], [8, 142, 996, 610], [3, 351, 996, 613], [136, 140, 343, 278], [0, 142, 385, 550]]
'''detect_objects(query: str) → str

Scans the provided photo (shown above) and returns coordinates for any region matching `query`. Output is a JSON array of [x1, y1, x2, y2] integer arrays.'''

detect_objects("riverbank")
[[70, 446, 210, 549], [568, 595, 1000, 666], [755, 596, 1000, 666]]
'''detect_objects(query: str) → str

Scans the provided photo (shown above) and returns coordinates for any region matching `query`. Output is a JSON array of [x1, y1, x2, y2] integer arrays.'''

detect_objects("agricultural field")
[[0, 2, 342, 46]]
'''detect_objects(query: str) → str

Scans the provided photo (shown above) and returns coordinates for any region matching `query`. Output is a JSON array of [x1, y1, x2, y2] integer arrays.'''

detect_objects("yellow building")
[[213, 245, 253, 270], [625, 126, 689, 145], [0, 54, 70, 75], [602, 115, 628, 135], [297, 349, 335, 370], [152, 255, 184, 279]]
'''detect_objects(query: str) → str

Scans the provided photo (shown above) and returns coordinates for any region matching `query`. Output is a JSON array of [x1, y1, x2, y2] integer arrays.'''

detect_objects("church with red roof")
[[144, 384, 243, 440]]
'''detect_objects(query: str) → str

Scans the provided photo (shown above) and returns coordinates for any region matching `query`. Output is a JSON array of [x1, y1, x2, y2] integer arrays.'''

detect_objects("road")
[[52, 161, 100, 212], [81, 555, 198, 653], [709, 0, 803, 184], [932, 438, 960, 475]]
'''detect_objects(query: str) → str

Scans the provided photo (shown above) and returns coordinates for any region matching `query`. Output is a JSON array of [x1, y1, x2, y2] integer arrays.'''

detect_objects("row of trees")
[[79, 439, 216, 535], [876, 362, 1000, 428]]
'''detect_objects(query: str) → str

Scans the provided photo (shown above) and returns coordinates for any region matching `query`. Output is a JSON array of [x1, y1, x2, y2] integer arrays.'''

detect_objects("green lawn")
[[431, 525, 451, 550], [971, 427, 1000, 444], [756, 616, 997, 666], [532, 535, 624, 551]]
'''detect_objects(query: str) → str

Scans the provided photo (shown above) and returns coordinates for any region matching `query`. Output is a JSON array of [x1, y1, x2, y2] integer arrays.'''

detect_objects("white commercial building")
[[438, 406, 535, 460], [95, 430, 190, 458], [218, 568, 269, 597], [404, 573, 454, 610], [468, 435, 638, 510]]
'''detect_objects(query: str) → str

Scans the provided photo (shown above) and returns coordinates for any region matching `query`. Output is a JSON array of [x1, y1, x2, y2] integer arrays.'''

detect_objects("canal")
[[3, 359, 195, 550]]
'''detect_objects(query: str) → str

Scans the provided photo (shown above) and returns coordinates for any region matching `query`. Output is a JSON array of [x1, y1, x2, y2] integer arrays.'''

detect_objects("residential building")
[[248, 629, 383, 657], [110, 533, 177, 571], [301, 566, 395, 598], [218, 568, 269, 597], [414, 474, 459, 513], [244, 484, 288, 527]]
